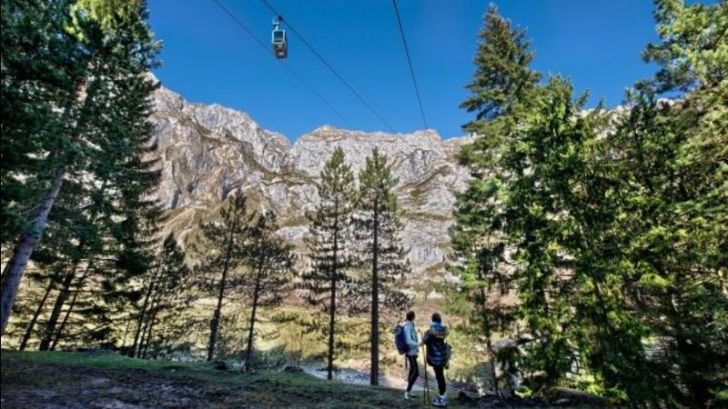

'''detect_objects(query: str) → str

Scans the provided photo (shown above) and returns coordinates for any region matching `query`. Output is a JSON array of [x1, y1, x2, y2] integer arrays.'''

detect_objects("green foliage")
[[452, 1, 726, 407], [448, 5, 539, 396], [132, 232, 192, 359], [240, 211, 294, 311], [299, 147, 358, 379], [239, 210, 294, 371], [458, 4, 542, 171], [2, 0, 162, 348], [193, 191, 254, 361], [354, 148, 411, 311], [301, 148, 359, 312], [354, 147, 411, 384], [0, 0, 84, 243]]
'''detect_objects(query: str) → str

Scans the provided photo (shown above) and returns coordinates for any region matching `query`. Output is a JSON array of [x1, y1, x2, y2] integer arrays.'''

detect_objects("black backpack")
[[394, 324, 408, 355]]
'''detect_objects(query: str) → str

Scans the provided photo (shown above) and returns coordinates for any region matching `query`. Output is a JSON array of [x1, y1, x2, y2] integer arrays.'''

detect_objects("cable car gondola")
[[271, 16, 287, 59]]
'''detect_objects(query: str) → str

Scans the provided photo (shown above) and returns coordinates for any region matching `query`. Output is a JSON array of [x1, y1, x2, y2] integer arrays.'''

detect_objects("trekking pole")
[[419, 331, 430, 404]]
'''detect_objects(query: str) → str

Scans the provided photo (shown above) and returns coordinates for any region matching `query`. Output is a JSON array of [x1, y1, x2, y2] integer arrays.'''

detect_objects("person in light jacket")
[[403, 310, 419, 400]]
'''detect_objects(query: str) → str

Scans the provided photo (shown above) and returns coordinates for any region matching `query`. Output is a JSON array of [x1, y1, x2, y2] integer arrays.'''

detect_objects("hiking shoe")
[[404, 391, 414, 400], [432, 395, 447, 407]]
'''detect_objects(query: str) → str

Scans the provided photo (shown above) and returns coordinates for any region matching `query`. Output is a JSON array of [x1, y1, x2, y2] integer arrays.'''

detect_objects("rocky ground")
[[0, 351, 598, 409]]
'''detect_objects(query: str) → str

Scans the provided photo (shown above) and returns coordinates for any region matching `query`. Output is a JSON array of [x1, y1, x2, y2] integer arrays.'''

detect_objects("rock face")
[[151, 86, 472, 286]]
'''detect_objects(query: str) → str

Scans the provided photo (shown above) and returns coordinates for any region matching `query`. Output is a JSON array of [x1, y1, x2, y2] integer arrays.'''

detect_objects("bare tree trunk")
[[50, 262, 92, 350], [141, 296, 162, 359], [244, 264, 263, 372], [39, 260, 78, 351], [1, 167, 66, 335], [207, 277, 225, 362], [19, 270, 61, 350], [370, 200, 380, 386], [138, 289, 163, 359], [207, 216, 238, 362], [132, 265, 161, 357], [327, 210, 339, 381], [0, 78, 97, 336], [137, 314, 152, 358], [120, 317, 132, 351]]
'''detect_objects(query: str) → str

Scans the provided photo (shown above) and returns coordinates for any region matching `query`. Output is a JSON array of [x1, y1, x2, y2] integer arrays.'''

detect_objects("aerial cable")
[[391, 0, 428, 129], [258, 0, 396, 133], [210, 0, 352, 128]]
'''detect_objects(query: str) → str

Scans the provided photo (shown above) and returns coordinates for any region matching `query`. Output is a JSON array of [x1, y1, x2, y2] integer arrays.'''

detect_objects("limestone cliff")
[[151, 86, 473, 289]]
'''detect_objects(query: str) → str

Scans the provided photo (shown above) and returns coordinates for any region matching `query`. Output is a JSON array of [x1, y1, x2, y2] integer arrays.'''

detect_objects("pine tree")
[[241, 211, 293, 372], [133, 233, 190, 358], [354, 147, 410, 386], [459, 4, 541, 171], [194, 191, 254, 361], [37, 188, 103, 351], [0, 0, 84, 245], [449, 6, 540, 395], [0, 0, 161, 335], [0, 0, 88, 334], [300, 147, 357, 380], [34, 0, 161, 350], [609, 1, 728, 406], [453, 4, 666, 402], [453, 2, 727, 406]]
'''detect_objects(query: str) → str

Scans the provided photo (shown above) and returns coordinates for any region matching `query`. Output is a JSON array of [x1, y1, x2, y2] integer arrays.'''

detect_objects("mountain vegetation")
[[300, 147, 358, 380], [193, 191, 255, 361], [449, 2, 726, 408], [354, 147, 412, 385], [1, 0, 162, 347]]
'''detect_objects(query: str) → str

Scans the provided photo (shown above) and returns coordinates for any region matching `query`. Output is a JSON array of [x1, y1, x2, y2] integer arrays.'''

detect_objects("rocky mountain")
[[151, 85, 473, 292]]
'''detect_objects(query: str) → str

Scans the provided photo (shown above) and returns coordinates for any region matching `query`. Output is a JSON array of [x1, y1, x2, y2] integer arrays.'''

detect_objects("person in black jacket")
[[423, 312, 449, 407]]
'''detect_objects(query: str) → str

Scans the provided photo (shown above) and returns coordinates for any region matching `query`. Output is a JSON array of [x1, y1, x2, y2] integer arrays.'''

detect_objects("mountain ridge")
[[151, 84, 473, 292]]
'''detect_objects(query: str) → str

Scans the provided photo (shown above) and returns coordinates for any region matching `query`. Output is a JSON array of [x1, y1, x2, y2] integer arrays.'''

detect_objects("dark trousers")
[[433, 365, 446, 395], [406, 355, 419, 392]]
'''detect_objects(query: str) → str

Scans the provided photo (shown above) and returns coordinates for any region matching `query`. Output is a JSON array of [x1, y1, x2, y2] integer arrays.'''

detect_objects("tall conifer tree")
[[0, 0, 161, 335], [300, 147, 356, 380], [133, 233, 190, 358], [241, 211, 293, 372], [355, 148, 410, 386], [609, 1, 728, 406], [450, 6, 541, 394], [195, 191, 253, 361]]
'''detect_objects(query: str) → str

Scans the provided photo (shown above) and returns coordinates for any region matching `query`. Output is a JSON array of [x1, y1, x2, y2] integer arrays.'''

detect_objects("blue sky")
[[149, 0, 664, 141]]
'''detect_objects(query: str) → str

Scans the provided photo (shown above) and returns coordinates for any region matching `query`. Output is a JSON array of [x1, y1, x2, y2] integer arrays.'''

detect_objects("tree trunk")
[[207, 283, 224, 362], [50, 262, 92, 350], [244, 263, 263, 372], [138, 311, 152, 358], [1, 166, 66, 335], [207, 217, 238, 362], [486, 338, 501, 397], [327, 209, 339, 381], [0, 78, 95, 336], [39, 260, 78, 351], [138, 287, 163, 359], [370, 200, 380, 386], [120, 317, 132, 351], [19, 270, 61, 350], [141, 296, 162, 359], [132, 265, 161, 357]]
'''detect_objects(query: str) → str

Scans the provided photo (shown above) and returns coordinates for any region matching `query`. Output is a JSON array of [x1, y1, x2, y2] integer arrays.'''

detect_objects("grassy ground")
[[0, 351, 594, 408]]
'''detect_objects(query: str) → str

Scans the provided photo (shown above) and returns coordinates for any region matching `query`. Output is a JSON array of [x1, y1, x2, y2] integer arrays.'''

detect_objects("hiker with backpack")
[[423, 312, 450, 407], [395, 310, 420, 400]]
